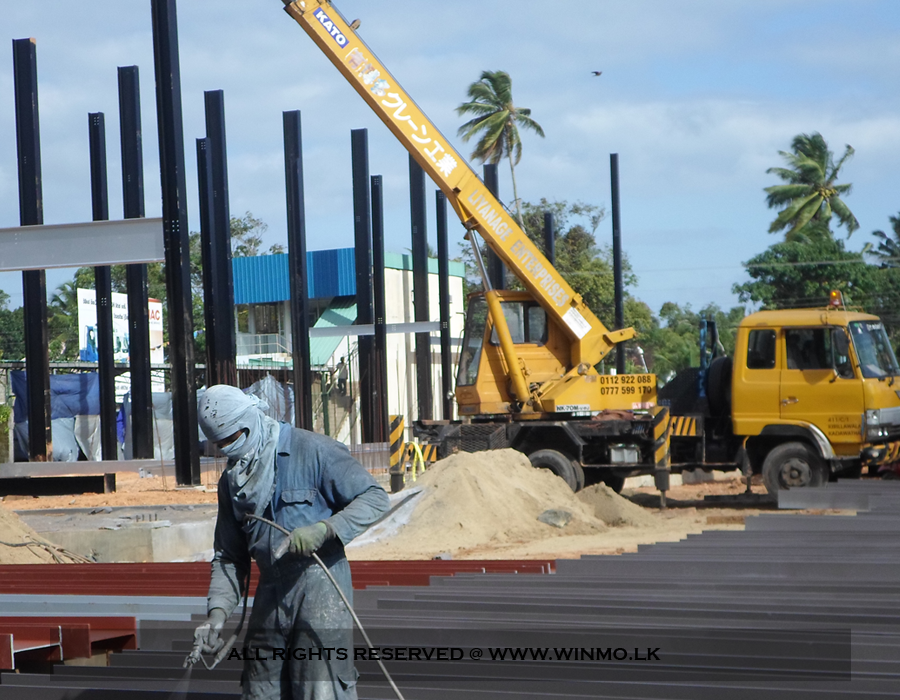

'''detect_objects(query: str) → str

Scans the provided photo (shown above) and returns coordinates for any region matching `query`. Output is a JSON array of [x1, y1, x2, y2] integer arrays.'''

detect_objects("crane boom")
[[281, 0, 634, 407]]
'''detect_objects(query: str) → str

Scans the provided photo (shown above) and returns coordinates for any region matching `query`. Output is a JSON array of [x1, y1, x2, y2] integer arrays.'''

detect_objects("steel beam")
[[0, 219, 164, 272], [13, 38, 51, 462], [370, 175, 389, 443], [436, 190, 453, 420], [283, 110, 313, 429], [351, 129, 374, 442], [409, 155, 433, 420], [483, 163, 505, 290], [118, 65, 154, 461], [309, 322, 439, 338], [88, 113, 118, 461], [543, 211, 555, 266], [203, 90, 236, 388], [610, 153, 625, 374], [151, 0, 199, 485], [196, 136, 215, 389]]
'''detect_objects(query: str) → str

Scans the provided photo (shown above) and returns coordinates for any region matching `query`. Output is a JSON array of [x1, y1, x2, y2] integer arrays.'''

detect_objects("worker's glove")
[[288, 521, 333, 557], [193, 608, 228, 655]]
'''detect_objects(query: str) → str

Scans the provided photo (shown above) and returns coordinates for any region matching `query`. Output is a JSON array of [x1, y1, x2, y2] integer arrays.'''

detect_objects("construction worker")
[[194, 384, 390, 699], [335, 357, 348, 396]]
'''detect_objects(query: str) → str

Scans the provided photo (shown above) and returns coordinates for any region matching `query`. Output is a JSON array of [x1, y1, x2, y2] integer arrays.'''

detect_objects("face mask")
[[221, 431, 250, 459]]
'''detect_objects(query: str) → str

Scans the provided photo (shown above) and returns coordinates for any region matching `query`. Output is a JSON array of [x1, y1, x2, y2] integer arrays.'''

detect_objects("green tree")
[[733, 236, 876, 309], [230, 212, 284, 257], [765, 132, 859, 240], [47, 280, 80, 361], [456, 70, 544, 228], [0, 291, 24, 361], [871, 212, 900, 268]]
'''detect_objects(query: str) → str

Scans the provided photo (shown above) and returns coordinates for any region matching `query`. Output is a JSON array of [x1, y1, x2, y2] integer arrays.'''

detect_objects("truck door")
[[732, 328, 784, 436], [780, 327, 864, 446]]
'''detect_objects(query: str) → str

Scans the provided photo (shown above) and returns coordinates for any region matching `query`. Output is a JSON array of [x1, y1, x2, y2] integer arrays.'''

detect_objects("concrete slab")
[[18, 505, 217, 563]]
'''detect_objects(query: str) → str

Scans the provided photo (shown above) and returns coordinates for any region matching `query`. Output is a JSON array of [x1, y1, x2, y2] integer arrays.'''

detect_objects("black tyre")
[[528, 449, 580, 491], [762, 442, 826, 497]]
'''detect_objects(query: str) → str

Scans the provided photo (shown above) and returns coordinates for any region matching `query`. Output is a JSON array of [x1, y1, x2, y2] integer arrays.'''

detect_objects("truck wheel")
[[762, 442, 826, 496], [528, 449, 581, 492]]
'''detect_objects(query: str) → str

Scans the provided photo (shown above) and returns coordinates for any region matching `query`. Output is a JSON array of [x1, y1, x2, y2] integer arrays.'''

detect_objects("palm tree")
[[872, 213, 900, 268], [456, 70, 544, 228], [48, 279, 80, 360], [765, 132, 859, 240]]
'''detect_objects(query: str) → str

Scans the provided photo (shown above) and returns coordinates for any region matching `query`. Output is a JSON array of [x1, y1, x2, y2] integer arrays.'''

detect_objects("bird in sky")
[[591, 71, 602, 76]]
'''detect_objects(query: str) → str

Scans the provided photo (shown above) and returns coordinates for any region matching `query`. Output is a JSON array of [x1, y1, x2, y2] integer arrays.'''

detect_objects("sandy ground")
[[0, 459, 850, 563], [348, 474, 793, 561], [0, 469, 222, 512]]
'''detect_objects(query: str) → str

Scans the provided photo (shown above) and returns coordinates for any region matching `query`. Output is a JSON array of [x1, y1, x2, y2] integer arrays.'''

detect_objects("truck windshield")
[[849, 321, 900, 378], [457, 297, 488, 386]]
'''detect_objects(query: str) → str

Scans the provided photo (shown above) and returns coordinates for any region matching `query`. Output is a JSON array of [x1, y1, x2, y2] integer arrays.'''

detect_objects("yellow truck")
[[663, 300, 900, 495], [278, 2, 900, 498]]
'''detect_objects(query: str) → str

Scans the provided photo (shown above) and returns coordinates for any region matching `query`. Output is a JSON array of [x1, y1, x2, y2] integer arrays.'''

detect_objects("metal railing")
[[236, 333, 290, 356]]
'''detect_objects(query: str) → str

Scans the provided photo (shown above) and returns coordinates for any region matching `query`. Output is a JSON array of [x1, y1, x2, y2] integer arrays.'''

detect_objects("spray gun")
[[183, 572, 249, 669], [184, 627, 235, 669]]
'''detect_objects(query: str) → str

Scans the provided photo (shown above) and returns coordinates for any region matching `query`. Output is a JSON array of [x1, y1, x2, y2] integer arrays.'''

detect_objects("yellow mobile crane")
[[279, 0, 666, 493]]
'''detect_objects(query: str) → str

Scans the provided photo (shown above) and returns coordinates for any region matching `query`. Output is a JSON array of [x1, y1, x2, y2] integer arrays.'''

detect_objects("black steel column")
[[204, 90, 236, 387], [118, 65, 153, 460], [196, 137, 216, 389], [283, 111, 313, 430], [13, 38, 51, 461], [370, 175, 389, 444], [543, 211, 556, 266], [483, 163, 505, 290], [88, 113, 117, 461], [436, 191, 453, 420], [351, 129, 375, 442], [410, 156, 433, 420], [151, 0, 199, 484], [610, 153, 625, 375]]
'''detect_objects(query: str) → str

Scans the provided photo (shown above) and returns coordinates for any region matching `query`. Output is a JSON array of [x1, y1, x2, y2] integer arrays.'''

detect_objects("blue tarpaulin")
[[11, 371, 101, 423]]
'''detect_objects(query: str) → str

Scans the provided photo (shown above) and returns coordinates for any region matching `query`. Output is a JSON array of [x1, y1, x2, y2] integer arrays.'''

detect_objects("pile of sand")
[[0, 506, 89, 564], [351, 449, 656, 559], [577, 483, 657, 527]]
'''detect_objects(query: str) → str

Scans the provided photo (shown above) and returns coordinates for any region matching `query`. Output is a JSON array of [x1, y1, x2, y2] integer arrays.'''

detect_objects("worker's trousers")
[[241, 558, 358, 700]]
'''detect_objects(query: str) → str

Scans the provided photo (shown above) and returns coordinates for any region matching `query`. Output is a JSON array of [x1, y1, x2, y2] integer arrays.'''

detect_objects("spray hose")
[[234, 513, 406, 700]]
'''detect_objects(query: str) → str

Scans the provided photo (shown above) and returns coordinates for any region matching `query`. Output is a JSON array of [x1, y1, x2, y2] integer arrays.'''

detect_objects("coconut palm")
[[872, 213, 900, 268], [456, 70, 544, 228], [765, 132, 859, 240]]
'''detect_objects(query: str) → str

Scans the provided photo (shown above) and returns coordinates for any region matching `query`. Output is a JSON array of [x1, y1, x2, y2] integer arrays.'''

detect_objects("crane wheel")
[[528, 449, 582, 492]]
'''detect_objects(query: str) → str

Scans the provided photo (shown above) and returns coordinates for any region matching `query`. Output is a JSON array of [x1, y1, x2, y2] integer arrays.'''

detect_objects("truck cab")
[[733, 309, 900, 491]]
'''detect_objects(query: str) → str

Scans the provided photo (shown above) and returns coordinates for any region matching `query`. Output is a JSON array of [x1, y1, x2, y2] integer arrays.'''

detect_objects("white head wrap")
[[199, 385, 280, 521]]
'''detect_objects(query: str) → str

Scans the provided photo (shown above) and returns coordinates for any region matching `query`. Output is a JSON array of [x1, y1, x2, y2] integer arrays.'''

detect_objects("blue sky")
[[1, 0, 899, 317]]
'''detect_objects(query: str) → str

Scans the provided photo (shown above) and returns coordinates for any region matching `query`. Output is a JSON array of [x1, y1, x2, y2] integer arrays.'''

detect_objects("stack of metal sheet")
[[0, 483, 897, 698]]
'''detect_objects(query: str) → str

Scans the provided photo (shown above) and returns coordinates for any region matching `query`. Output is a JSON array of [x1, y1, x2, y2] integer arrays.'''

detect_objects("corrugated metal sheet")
[[309, 300, 357, 366], [233, 249, 463, 305], [232, 254, 289, 305], [309, 248, 357, 299]]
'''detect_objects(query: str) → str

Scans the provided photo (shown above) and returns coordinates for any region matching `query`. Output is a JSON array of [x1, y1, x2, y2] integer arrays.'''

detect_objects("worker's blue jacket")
[[208, 423, 390, 615], [207, 423, 390, 699]]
